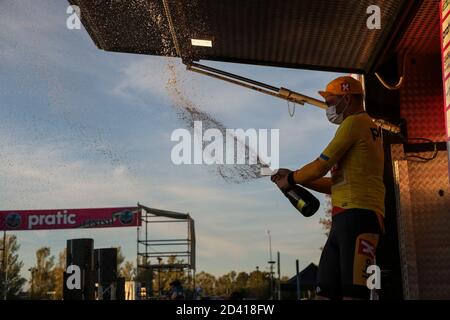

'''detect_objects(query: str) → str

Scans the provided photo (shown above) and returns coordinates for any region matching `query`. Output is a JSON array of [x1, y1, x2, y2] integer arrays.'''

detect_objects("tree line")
[[1, 235, 290, 300], [135, 256, 287, 299]]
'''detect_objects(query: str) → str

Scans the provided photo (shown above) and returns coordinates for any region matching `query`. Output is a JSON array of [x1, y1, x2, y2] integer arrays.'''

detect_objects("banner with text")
[[0, 207, 141, 231]]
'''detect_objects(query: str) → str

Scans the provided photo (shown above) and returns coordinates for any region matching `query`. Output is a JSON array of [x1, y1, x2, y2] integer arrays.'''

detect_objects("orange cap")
[[318, 76, 364, 98]]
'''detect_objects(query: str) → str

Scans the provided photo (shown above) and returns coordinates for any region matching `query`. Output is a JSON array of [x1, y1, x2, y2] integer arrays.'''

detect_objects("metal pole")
[[268, 231, 272, 298], [186, 63, 401, 133], [189, 62, 280, 92], [296, 260, 301, 300], [136, 206, 141, 299], [136, 224, 139, 299], [158, 257, 162, 297], [187, 63, 326, 109], [193, 270, 196, 299], [187, 217, 191, 294], [144, 208, 149, 299], [255, 266, 259, 298], [3, 231, 7, 300], [277, 251, 281, 300], [268, 231, 272, 267], [267, 231, 275, 299]]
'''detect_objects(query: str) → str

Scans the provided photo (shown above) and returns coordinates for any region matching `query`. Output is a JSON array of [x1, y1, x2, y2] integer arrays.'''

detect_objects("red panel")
[[394, 0, 446, 141], [397, 0, 441, 55], [440, 0, 450, 141], [400, 55, 446, 141]]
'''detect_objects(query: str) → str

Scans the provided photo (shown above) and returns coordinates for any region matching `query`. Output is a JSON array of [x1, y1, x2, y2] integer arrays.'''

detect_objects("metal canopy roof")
[[69, 0, 419, 74]]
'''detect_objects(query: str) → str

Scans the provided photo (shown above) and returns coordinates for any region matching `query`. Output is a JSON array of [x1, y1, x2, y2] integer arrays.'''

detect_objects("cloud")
[[161, 184, 264, 208], [111, 57, 171, 103], [0, 134, 145, 209], [0, 1, 72, 67], [111, 58, 284, 126], [197, 234, 247, 260]]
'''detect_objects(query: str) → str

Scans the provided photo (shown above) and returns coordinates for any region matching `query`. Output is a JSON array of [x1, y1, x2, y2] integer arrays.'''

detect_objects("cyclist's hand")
[[270, 168, 291, 182], [271, 168, 292, 191]]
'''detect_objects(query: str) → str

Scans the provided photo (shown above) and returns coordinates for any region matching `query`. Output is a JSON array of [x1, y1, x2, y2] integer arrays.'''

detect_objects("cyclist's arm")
[[301, 177, 332, 195], [291, 157, 330, 185], [292, 118, 357, 187]]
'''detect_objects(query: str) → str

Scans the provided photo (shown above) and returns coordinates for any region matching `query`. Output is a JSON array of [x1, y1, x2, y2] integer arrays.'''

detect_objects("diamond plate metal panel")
[[396, 0, 441, 55], [391, 144, 420, 299], [406, 152, 450, 299], [68, 0, 409, 73], [400, 54, 446, 141], [392, 144, 450, 299]]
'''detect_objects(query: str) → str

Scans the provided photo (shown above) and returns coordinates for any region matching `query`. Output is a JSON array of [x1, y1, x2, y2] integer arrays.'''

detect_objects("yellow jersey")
[[320, 112, 385, 217]]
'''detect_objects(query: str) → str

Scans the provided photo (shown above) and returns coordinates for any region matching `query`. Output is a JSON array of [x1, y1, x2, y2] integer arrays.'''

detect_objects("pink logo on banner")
[[0, 207, 141, 231]]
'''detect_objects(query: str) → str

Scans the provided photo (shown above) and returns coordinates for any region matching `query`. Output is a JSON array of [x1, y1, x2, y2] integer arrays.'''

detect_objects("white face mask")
[[326, 95, 350, 124]]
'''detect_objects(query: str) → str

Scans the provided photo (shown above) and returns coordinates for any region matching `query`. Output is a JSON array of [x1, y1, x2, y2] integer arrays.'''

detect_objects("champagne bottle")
[[284, 184, 320, 217]]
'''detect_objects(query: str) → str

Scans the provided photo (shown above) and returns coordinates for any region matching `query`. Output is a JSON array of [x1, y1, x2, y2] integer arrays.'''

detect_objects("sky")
[[0, 0, 344, 281]]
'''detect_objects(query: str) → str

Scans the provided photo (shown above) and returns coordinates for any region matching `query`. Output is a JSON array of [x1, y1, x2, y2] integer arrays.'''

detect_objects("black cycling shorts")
[[316, 208, 381, 299]]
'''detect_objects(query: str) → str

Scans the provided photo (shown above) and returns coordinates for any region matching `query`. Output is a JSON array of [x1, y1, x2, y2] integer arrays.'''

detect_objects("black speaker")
[[94, 248, 118, 284], [63, 272, 82, 300], [66, 238, 94, 271], [64, 239, 95, 300]]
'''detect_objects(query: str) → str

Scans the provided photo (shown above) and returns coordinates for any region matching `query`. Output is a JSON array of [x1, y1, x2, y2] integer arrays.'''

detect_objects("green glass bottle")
[[284, 185, 320, 217]]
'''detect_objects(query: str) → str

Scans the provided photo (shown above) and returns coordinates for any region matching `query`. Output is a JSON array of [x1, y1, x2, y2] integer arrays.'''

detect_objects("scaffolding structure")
[[136, 204, 195, 299]]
